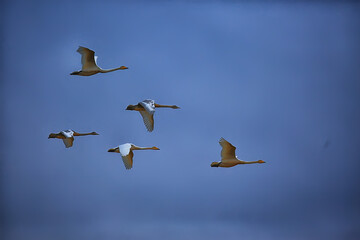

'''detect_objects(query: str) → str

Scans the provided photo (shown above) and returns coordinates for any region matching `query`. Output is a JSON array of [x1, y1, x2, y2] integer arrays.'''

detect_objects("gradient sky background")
[[1, 0, 360, 239]]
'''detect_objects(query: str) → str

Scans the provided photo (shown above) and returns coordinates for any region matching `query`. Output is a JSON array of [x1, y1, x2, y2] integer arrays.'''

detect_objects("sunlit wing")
[[60, 130, 74, 138], [62, 138, 74, 148], [119, 144, 133, 169], [139, 100, 156, 114], [139, 110, 154, 132], [77, 46, 100, 71], [219, 137, 236, 160]]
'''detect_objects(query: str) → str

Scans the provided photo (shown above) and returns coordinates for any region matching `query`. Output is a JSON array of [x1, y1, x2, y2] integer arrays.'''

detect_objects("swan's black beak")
[[108, 148, 116, 152]]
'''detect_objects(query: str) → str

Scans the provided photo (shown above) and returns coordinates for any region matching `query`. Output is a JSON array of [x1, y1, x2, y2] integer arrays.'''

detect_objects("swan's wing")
[[119, 144, 133, 169], [219, 137, 236, 160], [60, 130, 74, 138], [121, 151, 133, 170], [139, 110, 154, 132], [139, 100, 156, 114], [62, 137, 74, 148], [77, 46, 100, 71]]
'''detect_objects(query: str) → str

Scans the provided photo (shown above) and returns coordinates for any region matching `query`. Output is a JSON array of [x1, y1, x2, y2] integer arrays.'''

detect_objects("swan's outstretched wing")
[[119, 144, 133, 169], [61, 130, 74, 138], [139, 111, 154, 132], [60, 130, 75, 148], [219, 137, 236, 160], [139, 100, 156, 114], [138, 100, 155, 132], [77, 46, 100, 71], [62, 138, 74, 148]]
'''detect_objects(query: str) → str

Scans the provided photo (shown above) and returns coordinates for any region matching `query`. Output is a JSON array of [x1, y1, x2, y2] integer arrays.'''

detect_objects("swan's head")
[[119, 66, 128, 70], [257, 160, 265, 163], [91, 132, 99, 135], [152, 147, 160, 150], [211, 162, 220, 167], [108, 147, 119, 153], [172, 105, 180, 109]]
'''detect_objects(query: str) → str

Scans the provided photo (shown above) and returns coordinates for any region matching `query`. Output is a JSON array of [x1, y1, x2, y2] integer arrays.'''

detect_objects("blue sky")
[[1, 1, 360, 239]]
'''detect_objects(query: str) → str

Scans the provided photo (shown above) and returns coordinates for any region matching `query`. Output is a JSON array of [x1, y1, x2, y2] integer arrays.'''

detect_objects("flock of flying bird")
[[48, 46, 266, 170]]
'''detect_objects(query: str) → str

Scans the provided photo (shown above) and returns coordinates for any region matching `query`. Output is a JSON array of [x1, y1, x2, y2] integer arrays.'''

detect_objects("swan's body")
[[48, 129, 99, 148], [211, 138, 265, 167], [126, 99, 180, 132], [108, 143, 160, 170], [70, 46, 128, 76]]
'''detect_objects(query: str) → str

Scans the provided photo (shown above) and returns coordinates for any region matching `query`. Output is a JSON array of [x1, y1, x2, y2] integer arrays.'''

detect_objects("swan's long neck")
[[131, 145, 158, 150], [134, 147, 154, 150], [74, 132, 97, 136], [239, 160, 261, 164], [154, 104, 179, 109], [100, 66, 127, 73]]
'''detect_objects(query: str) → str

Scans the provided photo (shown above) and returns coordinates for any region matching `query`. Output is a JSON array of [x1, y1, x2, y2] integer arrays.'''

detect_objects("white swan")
[[108, 143, 160, 170], [211, 138, 265, 167], [48, 129, 99, 148], [126, 99, 180, 132], [70, 46, 128, 76]]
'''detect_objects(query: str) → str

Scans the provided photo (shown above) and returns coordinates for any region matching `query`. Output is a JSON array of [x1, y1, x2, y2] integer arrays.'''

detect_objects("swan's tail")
[[211, 162, 220, 167], [48, 133, 57, 139], [126, 105, 136, 110]]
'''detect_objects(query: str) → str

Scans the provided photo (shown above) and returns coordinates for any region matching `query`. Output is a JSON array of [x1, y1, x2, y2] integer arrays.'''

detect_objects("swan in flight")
[[48, 129, 99, 148], [70, 46, 128, 76], [108, 143, 160, 170], [211, 138, 265, 167], [126, 99, 180, 132]]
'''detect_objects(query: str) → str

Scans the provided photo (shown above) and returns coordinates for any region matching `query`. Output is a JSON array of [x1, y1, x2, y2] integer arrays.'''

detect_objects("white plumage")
[[70, 46, 128, 76], [61, 130, 75, 148], [126, 99, 180, 132], [108, 143, 160, 170], [48, 129, 99, 148]]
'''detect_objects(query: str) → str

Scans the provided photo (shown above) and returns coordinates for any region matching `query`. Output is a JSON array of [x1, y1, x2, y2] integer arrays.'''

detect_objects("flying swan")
[[211, 138, 265, 167], [108, 143, 160, 170], [70, 46, 128, 76], [126, 99, 180, 132], [48, 129, 99, 148]]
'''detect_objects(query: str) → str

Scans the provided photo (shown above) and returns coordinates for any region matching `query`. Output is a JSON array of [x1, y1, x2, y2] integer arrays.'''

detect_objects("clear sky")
[[1, 1, 360, 239]]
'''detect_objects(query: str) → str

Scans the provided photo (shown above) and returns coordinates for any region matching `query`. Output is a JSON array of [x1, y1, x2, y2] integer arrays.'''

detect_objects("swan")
[[126, 99, 180, 132], [70, 46, 128, 76], [211, 137, 265, 167], [108, 143, 160, 170], [48, 129, 99, 148]]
